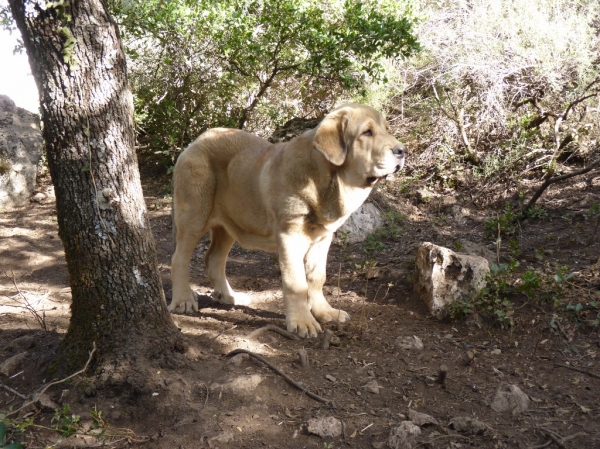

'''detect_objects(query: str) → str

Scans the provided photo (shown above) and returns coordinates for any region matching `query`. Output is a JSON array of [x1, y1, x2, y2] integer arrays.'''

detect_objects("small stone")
[[408, 409, 438, 426], [462, 350, 475, 365], [449, 416, 492, 435], [491, 348, 501, 355], [387, 421, 421, 449], [325, 374, 336, 382], [0, 351, 28, 376], [307, 416, 343, 439], [491, 384, 530, 414], [32, 393, 58, 412], [395, 335, 424, 351], [227, 353, 249, 366], [363, 380, 382, 394], [207, 430, 234, 448]]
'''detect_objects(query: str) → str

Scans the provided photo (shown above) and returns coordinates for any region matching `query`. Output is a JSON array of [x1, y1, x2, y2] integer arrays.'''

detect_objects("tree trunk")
[[8, 0, 179, 372]]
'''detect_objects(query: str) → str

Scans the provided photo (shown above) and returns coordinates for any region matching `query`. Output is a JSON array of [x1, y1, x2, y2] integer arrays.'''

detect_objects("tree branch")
[[525, 157, 600, 211]]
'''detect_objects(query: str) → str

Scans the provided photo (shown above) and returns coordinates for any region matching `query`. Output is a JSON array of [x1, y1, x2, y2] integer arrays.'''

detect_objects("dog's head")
[[313, 104, 405, 188]]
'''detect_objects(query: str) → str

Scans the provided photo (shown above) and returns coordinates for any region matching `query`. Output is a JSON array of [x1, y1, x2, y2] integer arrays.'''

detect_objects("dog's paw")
[[312, 306, 350, 324], [168, 292, 199, 314], [286, 312, 322, 338], [212, 290, 252, 306]]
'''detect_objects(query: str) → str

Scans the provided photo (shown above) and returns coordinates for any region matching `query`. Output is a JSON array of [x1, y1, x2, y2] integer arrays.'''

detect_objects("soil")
[[1, 171, 600, 449]]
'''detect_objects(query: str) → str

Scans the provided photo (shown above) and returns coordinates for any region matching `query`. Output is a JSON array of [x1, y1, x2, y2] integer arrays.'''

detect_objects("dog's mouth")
[[366, 165, 401, 186]]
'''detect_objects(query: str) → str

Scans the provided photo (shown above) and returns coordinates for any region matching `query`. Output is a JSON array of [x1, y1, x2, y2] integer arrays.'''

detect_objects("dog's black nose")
[[392, 145, 405, 157]]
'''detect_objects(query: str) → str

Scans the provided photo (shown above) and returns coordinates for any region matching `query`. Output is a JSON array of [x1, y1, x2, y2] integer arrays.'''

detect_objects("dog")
[[169, 104, 405, 337]]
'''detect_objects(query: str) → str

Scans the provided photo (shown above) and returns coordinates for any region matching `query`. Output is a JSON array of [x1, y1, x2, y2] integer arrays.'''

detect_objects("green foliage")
[[0, 416, 27, 449], [52, 405, 81, 437], [363, 210, 405, 258], [109, 0, 419, 166], [484, 205, 518, 239], [449, 262, 518, 328]]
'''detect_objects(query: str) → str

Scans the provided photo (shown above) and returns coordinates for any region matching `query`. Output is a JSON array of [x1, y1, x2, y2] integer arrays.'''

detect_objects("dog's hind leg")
[[170, 210, 205, 313], [205, 226, 251, 305]]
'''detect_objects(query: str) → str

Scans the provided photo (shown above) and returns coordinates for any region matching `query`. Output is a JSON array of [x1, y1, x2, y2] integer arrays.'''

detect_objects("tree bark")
[[8, 0, 179, 371]]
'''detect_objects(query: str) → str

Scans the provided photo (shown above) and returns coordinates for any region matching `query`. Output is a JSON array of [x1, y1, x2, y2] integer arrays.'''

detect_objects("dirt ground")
[[1, 171, 600, 449]]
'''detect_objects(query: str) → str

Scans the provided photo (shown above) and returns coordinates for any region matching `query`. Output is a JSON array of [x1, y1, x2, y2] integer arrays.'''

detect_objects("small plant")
[[52, 405, 81, 437], [0, 419, 24, 449], [484, 206, 518, 239]]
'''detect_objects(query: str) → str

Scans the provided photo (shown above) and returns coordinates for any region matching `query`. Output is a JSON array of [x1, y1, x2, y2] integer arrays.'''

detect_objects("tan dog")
[[169, 104, 405, 337]]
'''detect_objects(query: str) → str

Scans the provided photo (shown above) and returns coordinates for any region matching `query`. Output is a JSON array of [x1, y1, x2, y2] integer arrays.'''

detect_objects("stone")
[[307, 416, 343, 439], [413, 242, 490, 319], [32, 392, 59, 412], [408, 409, 438, 426], [363, 380, 382, 394], [395, 335, 424, 351], [490, 384, 530, 415], [7, 334, 37, 352], [457, 240, 497, 266], [207, 430, 234, 448], [335, 202, 384, 244], [0, 351, 28, 376], [387, 421, 421, 449], [449, 416, 492, 435], [0, 95, 43, 209]]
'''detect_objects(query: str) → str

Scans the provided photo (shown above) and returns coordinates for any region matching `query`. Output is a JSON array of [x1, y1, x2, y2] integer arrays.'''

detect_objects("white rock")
[[0, 351, 28, 376], [449, 416, 492, 435], [334, 202, 383, 244], [387, 421, 422, 449], [408, 409, 438, 426], [207, 430, 234, 448], [490, 384, 530, 414], [0, 95, 43, 209], [363, 380, 382, 394], [413, 242, 490, 319], [395, 335, 424, 351], [307, 416, 343, 439]]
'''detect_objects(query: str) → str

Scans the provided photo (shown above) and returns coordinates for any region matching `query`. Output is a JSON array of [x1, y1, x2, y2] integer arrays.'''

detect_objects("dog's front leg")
[[278, 232, 322, 338], [305, 233, 350, 324]]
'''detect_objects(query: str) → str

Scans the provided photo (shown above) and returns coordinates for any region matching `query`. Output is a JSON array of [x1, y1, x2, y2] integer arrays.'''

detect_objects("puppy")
[[169, 104, 404, 337]]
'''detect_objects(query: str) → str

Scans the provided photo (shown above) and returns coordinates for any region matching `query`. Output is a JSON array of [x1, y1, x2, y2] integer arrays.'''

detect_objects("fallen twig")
[[210, 325, 238, 342], [4, 342, 97, 417], [554, 363, 600, 380], [536, 427, 586, 449], [248, 324, 300, 341], [0, 381, 27, 399], [4, 270, 48, 331], [226, 348, 330, 404]]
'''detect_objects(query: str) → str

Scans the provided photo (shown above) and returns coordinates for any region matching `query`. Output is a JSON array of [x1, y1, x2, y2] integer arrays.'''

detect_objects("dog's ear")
[[313, 110, 348, 166]]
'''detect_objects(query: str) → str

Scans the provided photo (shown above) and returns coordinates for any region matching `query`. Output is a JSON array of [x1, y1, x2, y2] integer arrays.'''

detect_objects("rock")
[[490, 384, 530, 414], [363, 380, 382, 394], [387, 421, 421, 449], [207, 430, 234, 448], [0, 94, 43, 209], [8, 334, 37, 352], [0, 351, 28, 376], [335, 202, 384, 244], [457, 240, 497, 266], [408, 409, 438, 426], [226, 352, 249, 366], [449, 416, 492, 435], [32, 392, 59, 412], [210, 374, 265, 395], [307, 416, 343, 439], [413, 242, 490, 319], [395, 335, 424, 351]]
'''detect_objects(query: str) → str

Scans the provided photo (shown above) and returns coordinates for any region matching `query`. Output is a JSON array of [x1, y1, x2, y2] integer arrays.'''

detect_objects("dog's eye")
[[362, 129, 373, 137]]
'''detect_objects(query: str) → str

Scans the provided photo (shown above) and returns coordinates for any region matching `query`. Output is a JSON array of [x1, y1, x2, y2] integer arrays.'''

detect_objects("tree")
[[7, 0, 180, 374], [108, 0, 419, 165]]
